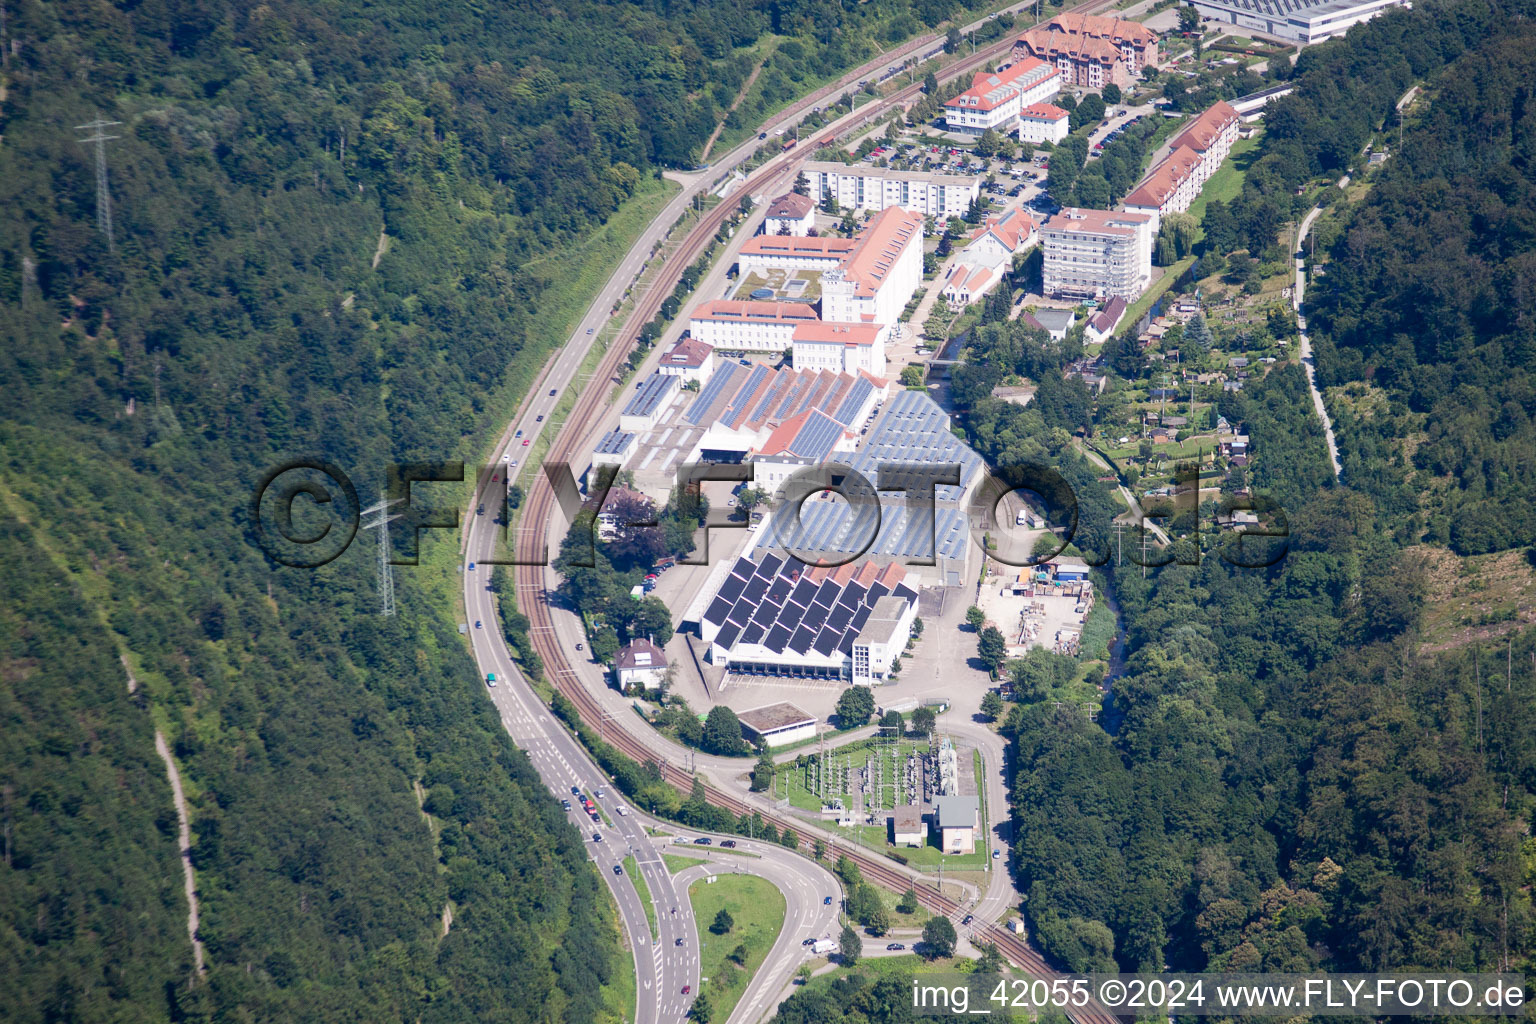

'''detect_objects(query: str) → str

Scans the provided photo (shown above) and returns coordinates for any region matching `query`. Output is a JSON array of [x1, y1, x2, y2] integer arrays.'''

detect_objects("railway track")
[[505, 6, 1128, 1021]]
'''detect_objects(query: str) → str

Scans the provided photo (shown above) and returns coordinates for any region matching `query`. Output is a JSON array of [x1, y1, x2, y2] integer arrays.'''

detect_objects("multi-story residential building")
[[818, 206, 924, 332], [761, 191, 816, 235], [1185, 0, 1410, 44], [1041, 207, 1154, 301], [1014, 14, 1161, 90], [737, 235, 856, 276], [1121, 101, 1240, 229], [943, 57, 1060, 135], [1015, 13, 1160, 73], [791, 321, 887, 376], [1018, 102, 1071, 145], [802, 162, 980, 221], [688, 300, 819, 353]]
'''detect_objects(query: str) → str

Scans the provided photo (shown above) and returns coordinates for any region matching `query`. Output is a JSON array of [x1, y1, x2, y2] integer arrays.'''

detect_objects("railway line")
[[499, 4, 1128, 1021]]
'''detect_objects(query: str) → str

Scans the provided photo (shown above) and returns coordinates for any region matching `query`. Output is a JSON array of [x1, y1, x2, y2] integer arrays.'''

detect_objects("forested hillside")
[[1309, 26, 1536, 554], [0, 0, 993, 1019]]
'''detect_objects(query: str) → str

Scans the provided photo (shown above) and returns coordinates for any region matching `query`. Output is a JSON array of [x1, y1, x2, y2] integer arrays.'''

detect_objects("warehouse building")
[[687, 554, 920, 680], [737, 702, 818, 747], [620, 372, 682, 432], [1183, 0, 1409, 44]]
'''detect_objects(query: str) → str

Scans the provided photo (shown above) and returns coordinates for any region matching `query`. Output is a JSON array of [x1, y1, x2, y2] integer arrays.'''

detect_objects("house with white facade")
[[656, 337, 715, 383], [965, 208, 1037, 269], [761, 192, 816, 236], [614, 639, 668, 691], [1018, 102, 1070, 145]]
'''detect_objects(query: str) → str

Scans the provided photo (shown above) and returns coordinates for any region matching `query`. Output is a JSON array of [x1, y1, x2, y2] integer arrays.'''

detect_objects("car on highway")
[[536, 414, 544, 422], [467, 562, 476, 570], [719, 840, 736, 848], [549, 388, 557, 396], [613, 864, 623, 875], [962, 914, 974, 926], [586, 328, 594, 334], [759, 132, 767, 139], [693, 837, 711, 845], [486, 673, 496, 687], [682, 986, 690, 995], [590, 811, 601, 823], [823, 896, 833, 905], [576, 642, 584, 651], [476, 504, 484, 516], [474, 620, 481, 629], [522, 439, 530, 446], [886, 943, 905, 951], [595, 788, 605, 798], [592, 833, 602, 843], [572, 786, 582, 795], [502, 454, 510, 462], [676, 937, 684, 946], [515, 429, 523, 437]]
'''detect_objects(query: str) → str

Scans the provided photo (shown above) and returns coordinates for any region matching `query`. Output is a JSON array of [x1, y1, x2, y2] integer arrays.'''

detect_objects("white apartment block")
[[791, 321, 888, 377], [818, 207, 924, 331], [688, 300, 819, 353], [802, 162, 980, 222], [736, 235, 855, 276], [1121, 101, 1240, 230], [1018, 102, 1070, 145], [1041, 207, 1154, 302], [944, 58, 1061, 135]]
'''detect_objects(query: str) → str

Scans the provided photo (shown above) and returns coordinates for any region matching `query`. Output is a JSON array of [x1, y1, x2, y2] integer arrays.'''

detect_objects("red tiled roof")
[[690, 299, 819, 323], [1123, 144, 1203, 208], [792, 321, 884, 347], [1171, 101, 1239, 154], [1020, 102, 1069, 121], [968, 208, 1036, 251], [739, 235, 856, 259], [839, 207, 924, 296], [1041, 12, 1157, 44], [765, 192, 815, 219], [661, 337, 713, 368]]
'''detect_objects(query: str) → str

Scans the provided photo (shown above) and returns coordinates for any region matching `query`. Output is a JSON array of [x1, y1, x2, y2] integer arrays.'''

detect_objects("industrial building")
[[1183, 0, 1409, 44], [737, 702, 818, 747], [593, 428, 636, 469], [619, 372, 682, 431], [685, 554, 920, 681], [934, 794, 980, 853]]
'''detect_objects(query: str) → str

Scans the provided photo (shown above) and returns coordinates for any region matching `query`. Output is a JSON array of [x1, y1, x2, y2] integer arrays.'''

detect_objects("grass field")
[[663, 854, 707, 874], [1188, 135, 1260, 239], [625, 855, 658, 939], [689, 874, 787, 1022]]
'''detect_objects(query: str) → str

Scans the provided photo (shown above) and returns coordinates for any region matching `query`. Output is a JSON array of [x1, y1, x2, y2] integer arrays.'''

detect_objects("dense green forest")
[[1308, 25, 1536, 554], [0, 0, 1001, 1018]]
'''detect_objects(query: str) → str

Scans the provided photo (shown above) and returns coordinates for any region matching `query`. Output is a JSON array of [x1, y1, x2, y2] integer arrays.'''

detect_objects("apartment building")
[[1018, 102, 1070, 145], [943, 57, 1061, 135], [1013, 13, 1161, 90], [688, 300, 819, 353], [1041, 207, 1154, 302], [818, 206, 924, 331], [1121, 101, 1240, 228], [802, 162, 980, 221], [737, 235, 856, 276]]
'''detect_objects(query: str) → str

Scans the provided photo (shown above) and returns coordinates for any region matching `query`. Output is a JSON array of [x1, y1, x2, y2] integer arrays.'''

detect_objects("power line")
[[75, 116, 122, 251]]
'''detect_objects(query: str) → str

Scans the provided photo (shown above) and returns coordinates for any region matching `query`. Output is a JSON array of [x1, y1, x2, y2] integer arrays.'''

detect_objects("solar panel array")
[[595, 428, 636, 455], [622, 372, 679, 419], [1206, 0, 1351, 15], [774, 410, 847, 462], [702, 554, 918, 659], [762, 503, 971, 561], [683, 361, 880, 432], [846, 388, 985, 502]]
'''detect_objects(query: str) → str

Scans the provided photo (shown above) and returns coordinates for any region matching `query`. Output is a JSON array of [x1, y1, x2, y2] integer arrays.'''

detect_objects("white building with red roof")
[[1120, 101, 1240, 229], [1041, 207, 1154, 301], [818, 206, 924, 335], [656, 337, 715, 383], [791, 321, 887, 376], [965, 208, 1037, 269], [941, 263, 1002, 308], [737, 234, 856, 276], [943, 57, 1060, 135], [762, 191, 816, 236], [1013, 14, 1160, 89], [1018, 102, 1070, 145], [687, 299, 819, 354]]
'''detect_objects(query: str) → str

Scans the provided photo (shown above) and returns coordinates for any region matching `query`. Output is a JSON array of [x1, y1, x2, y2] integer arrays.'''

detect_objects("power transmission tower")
[[361, 498, 403, 617], [75, 116, 122, 251]]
